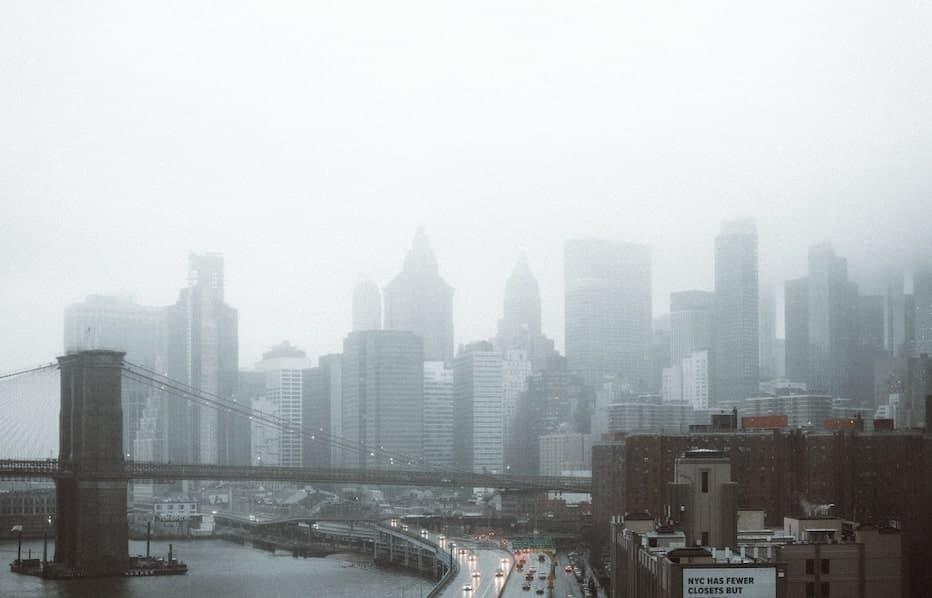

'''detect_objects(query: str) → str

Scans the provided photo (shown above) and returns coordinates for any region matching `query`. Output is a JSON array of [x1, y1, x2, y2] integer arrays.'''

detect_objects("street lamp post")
[[14, 525, 23, 564], [43, 515, 51, 565]]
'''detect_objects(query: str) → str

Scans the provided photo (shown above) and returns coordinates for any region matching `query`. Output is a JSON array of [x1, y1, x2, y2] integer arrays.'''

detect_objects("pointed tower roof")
[[403, 227, 439, 274]]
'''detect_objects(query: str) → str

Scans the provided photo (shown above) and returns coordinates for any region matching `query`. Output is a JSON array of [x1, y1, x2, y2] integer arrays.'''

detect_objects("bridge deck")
[[0, 459, 592, 493]]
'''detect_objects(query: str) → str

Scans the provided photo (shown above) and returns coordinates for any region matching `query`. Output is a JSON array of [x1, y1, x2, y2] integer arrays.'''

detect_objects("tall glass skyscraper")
[[669, 290, 713, 365], [423, 361, 454, 469], [256, 341, 311, 469], [166, 253, 242, 466], [453, 342, 505, 474], [564, 239, 652, 387], [806, 242, 856, 398], [913, 260, 932, 357], [712, 220, 759, 406], [341, 330, 423, 469]]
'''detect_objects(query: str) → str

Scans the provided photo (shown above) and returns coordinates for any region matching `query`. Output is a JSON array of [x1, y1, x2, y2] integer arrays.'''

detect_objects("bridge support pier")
[[55, 351, 128, 576]]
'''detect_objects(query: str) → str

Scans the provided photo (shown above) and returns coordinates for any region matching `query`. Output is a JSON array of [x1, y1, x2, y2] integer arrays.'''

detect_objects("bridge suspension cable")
[[0, 362, 59, 459], [0, 362, 57, 381], [121, 360, 460, 475]]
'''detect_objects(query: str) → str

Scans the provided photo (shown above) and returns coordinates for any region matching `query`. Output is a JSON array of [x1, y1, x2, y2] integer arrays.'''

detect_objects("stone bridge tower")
[[55, 350, 128, 575]]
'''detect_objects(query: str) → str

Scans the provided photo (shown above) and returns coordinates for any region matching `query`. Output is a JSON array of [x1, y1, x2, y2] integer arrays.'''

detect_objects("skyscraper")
[[884, 269, 907, 357], [166, 253, 241, 466], [853, 295, 886, 407], [496, 256, 556, 372], [509, 369, 592, 475], [913, 260, 932, 357], [301, 357, 343, 469], [256, 342, 311, 468], [352, 277, 382, 331], [712, 220, 759, 406], [501, 349, 532, 450], [423, 361, 454, 468], [682, 349, 711, 409], [564, 239, 652, 387], [383, 228, 454, 363], [759, 285, 777, 380], [499, 254, 541, 338], [341, 330, 423, 469], [669, 290, 713, 365], [453, 341, 504, 473], [238, 370, 268, 465], [807, 242, 856, 398], [784, 277, 809, 383]]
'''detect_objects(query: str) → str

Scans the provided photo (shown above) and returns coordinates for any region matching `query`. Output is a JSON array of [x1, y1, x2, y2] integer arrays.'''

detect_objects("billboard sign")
[[683, 568, 776, 597]]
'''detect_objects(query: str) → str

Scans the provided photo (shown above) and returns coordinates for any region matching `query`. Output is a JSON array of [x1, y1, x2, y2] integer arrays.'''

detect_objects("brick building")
[[591, 435, 626, 559], [594, 429, 932, 595]]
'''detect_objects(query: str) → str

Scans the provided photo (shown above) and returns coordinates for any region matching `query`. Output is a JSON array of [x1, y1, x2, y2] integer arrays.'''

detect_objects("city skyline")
[[2, 2, 932, 596], [3, 4, 931, 372], [9, 224, 931, 372]]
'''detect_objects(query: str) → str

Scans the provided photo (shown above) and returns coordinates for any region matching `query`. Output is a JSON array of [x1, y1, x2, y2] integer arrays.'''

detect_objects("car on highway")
[[472, 571, 480, 578], [495, 569, 504, 577], [535, 587, 545, 595], [565, 564, 574, 573], [522, 582, 531, 591], [462, 585, 472, 592]]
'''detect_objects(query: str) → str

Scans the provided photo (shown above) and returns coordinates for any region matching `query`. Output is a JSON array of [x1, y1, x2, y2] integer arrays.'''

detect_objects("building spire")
[[403, 227, 439, 274]]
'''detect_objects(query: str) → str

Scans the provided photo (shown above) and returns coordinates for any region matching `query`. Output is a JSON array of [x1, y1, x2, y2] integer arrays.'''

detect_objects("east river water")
[[0, 538, 430, 598]]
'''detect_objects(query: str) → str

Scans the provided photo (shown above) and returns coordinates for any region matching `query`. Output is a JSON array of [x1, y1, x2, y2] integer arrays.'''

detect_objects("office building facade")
[[341, 330, 424, 469], [806, 243, 857, 399], [712, 220, 759, 406], [453, 342, 505, 473], [165, 253, 242, 466], [302, 354, 342, 468], [423, 361, 454, 469], [784, 277, 809, 384], [565, 238, 652, 387], [670, 290, 713, 366], [256, 342, 312, 468]]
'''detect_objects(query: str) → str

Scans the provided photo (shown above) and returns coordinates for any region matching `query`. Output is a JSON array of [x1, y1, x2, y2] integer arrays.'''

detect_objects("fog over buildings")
[[2, 3, 932, 597], [2, 2, 932, 372]]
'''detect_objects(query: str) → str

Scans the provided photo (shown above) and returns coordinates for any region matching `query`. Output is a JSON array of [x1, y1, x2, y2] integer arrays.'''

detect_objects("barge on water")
[[10, 555, 188, 579], [9, 532, 188, 579]]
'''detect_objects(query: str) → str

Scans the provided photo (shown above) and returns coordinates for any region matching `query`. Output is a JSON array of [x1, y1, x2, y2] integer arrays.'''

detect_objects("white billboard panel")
[[683, 567, 776, 597]]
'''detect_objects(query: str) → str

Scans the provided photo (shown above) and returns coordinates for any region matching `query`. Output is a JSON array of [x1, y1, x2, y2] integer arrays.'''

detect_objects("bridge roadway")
[[0, 459, 592, 493]]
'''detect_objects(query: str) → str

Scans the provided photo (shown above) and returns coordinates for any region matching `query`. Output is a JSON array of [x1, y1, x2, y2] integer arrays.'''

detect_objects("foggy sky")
[[2, 1, 930, 371]]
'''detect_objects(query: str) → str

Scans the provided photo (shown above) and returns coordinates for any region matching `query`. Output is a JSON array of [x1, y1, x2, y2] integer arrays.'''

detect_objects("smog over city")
[[1, 2, 930, 598]]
